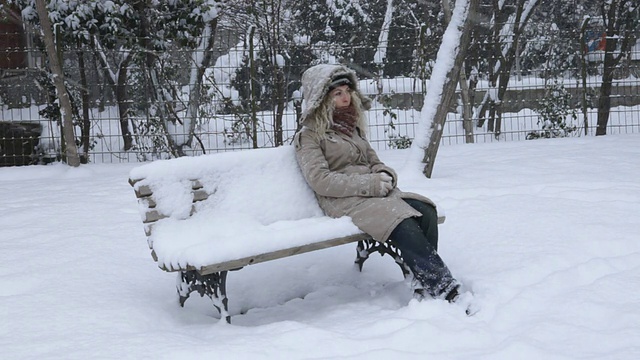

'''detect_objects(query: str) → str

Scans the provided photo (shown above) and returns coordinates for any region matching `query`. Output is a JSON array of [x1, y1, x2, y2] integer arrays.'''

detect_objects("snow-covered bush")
[[527, 81, 578, 140]]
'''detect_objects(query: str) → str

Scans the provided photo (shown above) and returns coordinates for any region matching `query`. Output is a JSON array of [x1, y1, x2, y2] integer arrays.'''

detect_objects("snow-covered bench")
[[128, 146, 445, 323]]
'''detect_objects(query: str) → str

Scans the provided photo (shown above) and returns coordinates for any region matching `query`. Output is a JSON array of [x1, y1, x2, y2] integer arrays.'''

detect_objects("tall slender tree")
[[34, 0, 80, 166], [415, 0, 477, 178], [596, 0, 638, 135], [472, 0, 540, 137]]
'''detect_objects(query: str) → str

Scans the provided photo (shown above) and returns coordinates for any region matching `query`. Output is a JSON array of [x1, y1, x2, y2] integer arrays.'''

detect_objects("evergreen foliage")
[[528, 80, 577, 139]]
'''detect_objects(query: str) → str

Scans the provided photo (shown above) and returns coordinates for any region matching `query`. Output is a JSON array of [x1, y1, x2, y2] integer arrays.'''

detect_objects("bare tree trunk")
[[35, 0, 80, 167], [271, 1, 285, 147], [77, 47, 90, 163], [459, 67, 475, 143], [248, 26, 258, 149], [273, 71, 285, 146], [488, 104, 495, 133], [493, 0, 539, 137], [92, 37, 133, 150], [293, 99, 302, 136], [183, 18, 220, 151], [422, 0, 476, 178], [596, 52, 615, 135], [475, 0, 539, 136], [255, 0, 286, 147], [116, 55, 133, 150], [443, 0, 474, 144], [90, 47, 106, 112], [374, 0, 394, 92], [476, 0, 501, 130], [580, 17, 590, 135], [135, 1, 182, 157], [595, 0, 636, 135]]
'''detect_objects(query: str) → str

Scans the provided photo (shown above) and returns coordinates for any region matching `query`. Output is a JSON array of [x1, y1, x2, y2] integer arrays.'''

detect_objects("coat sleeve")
[[295, 131, 385, 198], [364, 138, 398, 187]]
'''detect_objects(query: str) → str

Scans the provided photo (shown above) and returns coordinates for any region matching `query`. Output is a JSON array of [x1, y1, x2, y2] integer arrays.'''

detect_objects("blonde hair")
[[308, 89, 368, 140]]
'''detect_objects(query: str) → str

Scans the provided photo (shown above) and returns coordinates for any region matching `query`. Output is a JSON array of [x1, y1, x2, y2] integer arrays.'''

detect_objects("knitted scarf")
[[331, 106, 358, 136]]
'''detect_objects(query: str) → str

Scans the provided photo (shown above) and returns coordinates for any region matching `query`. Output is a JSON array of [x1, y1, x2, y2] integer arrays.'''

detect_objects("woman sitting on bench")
[[294, 64, 460, 302]]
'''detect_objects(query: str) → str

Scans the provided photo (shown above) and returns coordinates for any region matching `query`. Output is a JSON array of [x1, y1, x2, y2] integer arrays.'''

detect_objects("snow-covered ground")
[[1, 134, 639, 359]]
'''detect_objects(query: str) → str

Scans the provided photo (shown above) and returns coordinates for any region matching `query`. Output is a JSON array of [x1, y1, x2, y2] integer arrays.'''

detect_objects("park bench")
[[129, 146, 445, 323]]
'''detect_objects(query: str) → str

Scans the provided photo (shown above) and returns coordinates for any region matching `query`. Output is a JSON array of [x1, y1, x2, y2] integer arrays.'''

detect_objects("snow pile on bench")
[[129, 146, 362, 271]]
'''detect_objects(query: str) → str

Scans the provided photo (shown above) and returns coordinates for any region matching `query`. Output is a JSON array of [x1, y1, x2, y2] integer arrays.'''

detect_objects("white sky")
[[2, 133, 639, 359]]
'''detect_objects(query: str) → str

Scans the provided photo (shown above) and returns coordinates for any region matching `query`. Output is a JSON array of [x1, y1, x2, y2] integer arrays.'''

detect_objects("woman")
[[294, 64, 460, 302]]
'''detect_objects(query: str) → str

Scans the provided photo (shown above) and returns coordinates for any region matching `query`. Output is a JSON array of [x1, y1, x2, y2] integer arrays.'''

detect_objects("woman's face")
[[330, 84, 351, 108]]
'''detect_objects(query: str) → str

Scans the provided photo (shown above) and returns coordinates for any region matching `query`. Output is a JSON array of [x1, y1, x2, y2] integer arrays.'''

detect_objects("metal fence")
[[1, 23, 640, 165]]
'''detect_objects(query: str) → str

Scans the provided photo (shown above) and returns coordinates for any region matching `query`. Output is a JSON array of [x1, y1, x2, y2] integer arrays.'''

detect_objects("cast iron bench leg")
[[355, 239, 413, 279], [176, 270, 231, 323]]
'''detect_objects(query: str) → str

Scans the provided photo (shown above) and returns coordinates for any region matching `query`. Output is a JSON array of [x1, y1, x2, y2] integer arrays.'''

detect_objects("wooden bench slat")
[[192, 180, 204, 190], [192, 189, 209, 202], [144, 209, 164, 223], [151, 233, 372, 274], [147, 215, 445, 273], [135, 184, 153, 198], [139, 188, 209, 212], [144, 223, 154, 237], [197, 233, 373, 275], [143, 204, 203, 224], [197, 216, 444, 275], [134, 180, 206, 199]]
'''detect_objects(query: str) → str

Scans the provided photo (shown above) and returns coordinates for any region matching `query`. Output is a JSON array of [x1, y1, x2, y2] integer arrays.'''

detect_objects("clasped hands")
[[378, 172, 394, 196]]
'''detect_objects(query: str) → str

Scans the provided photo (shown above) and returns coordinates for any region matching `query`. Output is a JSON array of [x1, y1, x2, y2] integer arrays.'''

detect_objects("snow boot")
[[443, 283, 460, 303]]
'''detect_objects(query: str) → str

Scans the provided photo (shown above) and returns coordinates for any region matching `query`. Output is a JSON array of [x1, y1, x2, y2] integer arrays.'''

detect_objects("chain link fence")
[[1, 15, 639, 165]]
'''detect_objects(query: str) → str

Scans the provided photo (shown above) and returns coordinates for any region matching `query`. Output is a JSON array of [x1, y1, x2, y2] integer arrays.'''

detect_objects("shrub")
[[527, 81, 577, 140]]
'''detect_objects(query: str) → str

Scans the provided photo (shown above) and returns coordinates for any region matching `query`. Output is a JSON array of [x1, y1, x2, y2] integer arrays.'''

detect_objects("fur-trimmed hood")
[[300, 64, 371, 128]]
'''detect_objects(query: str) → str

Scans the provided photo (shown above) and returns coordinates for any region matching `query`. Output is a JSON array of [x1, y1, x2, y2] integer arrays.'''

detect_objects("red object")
[[597, 32, 606, 51]]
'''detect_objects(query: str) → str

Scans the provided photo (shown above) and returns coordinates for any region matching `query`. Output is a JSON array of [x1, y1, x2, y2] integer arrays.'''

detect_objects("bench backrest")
[[130, 145, 323, 232], [129, 146, 329, 262]]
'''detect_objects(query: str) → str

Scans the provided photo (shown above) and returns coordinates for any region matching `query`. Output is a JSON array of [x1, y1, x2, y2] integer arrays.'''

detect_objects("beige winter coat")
[[294, 64, 437, 242]]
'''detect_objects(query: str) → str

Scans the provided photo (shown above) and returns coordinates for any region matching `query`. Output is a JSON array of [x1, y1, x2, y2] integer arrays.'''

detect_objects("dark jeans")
[[388, 199, 455, 298]]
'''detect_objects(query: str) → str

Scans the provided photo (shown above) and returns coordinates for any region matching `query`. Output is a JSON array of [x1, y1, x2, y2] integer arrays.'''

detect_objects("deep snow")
[[1, 134, 640, 359]]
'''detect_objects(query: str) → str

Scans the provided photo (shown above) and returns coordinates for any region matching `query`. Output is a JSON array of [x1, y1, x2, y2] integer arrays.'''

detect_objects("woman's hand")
[[379, 173, 394, 196]]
